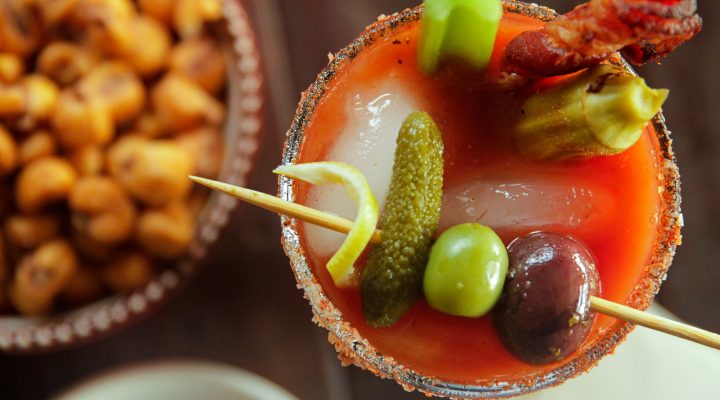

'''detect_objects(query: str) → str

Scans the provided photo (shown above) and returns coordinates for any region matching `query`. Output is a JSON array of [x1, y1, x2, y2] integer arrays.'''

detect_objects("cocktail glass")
[[279, 2, 681, 397]]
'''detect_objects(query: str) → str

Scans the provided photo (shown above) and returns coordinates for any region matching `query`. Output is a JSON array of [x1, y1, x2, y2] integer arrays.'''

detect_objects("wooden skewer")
[[590, 297, 720, 350], [190, 175, 720, 351], [190, 176, 382, 244]]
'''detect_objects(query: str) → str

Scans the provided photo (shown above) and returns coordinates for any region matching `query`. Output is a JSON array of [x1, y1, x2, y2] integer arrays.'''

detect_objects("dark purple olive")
[[493, 232, 600, 365]]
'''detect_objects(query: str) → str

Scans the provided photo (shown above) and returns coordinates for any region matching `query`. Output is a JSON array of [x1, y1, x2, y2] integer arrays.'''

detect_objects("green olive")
[[423, 223, 508, 318]]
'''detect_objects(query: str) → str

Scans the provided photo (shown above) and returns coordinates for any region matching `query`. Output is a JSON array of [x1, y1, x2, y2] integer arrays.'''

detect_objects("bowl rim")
[[279, 2, 683, 398], [54, 359, 298, 400], [0, 0, 265, 354]]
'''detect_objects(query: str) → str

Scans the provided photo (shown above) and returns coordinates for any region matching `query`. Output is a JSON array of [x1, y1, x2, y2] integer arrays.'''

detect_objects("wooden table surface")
[[2, 1, 718, 399]]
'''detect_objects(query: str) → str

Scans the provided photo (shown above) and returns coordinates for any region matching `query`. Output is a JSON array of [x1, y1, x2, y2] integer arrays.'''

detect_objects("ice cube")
[[439, 175, 611, 235], [304, 79, 419, 260]]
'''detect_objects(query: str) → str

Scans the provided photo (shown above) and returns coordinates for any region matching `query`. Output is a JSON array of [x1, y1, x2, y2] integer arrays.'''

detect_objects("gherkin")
[[361, 111, 444, 328]]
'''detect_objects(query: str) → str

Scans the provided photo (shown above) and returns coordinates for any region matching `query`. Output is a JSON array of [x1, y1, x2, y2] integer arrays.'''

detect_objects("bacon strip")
[[504, 0, 702, 76]]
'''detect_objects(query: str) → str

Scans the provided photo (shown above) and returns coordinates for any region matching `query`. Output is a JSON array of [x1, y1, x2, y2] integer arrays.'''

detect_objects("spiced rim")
[[279, 1, 682, 398]]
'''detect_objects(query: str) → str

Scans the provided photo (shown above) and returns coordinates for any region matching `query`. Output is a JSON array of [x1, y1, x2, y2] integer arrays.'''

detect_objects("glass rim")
[[279, 2, 682, 397]]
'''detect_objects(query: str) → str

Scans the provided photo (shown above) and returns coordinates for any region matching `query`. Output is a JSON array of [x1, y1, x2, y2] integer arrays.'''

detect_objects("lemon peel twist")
[[274, 162, 378, 287]]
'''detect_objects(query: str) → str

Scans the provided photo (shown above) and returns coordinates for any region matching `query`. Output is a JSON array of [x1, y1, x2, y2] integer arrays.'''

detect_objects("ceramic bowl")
[[0, 0, 264, 353]]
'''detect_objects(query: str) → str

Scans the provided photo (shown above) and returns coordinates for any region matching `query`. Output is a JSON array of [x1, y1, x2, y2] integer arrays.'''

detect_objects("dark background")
[[1, 1, 718, 399]]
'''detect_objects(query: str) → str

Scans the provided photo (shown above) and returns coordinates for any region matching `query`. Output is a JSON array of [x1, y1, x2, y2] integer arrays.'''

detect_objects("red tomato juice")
[[295, 13, 661, 383]]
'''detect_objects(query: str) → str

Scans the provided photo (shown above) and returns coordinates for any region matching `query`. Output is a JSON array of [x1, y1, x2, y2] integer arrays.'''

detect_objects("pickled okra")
[[516, 64, 668, 161], [361, 111, 444, 328]]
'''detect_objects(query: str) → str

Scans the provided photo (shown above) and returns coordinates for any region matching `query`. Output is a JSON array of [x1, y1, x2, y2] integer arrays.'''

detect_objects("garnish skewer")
[[189, 175, 720, 351]]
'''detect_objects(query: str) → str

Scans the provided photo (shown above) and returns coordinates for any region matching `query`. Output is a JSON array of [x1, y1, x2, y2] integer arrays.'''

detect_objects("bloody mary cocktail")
[[280, 2, 681, 397]]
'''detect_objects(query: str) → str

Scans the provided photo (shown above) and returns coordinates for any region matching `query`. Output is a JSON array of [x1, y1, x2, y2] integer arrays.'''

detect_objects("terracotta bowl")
[[279, 1, 682, 398], [0, 0, 264, 353]]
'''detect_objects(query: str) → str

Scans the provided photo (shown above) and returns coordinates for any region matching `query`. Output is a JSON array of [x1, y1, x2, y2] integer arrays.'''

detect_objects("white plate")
[[55, 360, 298, 400], [522, 304, 720, 400]]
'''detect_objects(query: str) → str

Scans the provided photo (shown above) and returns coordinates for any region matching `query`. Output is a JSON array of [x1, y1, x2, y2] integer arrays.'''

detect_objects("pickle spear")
[[361, 111, 444, 328]]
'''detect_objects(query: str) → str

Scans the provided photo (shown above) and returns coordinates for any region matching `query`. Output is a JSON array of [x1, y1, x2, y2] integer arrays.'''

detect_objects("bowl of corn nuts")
[[0, 0, 263, 352]]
